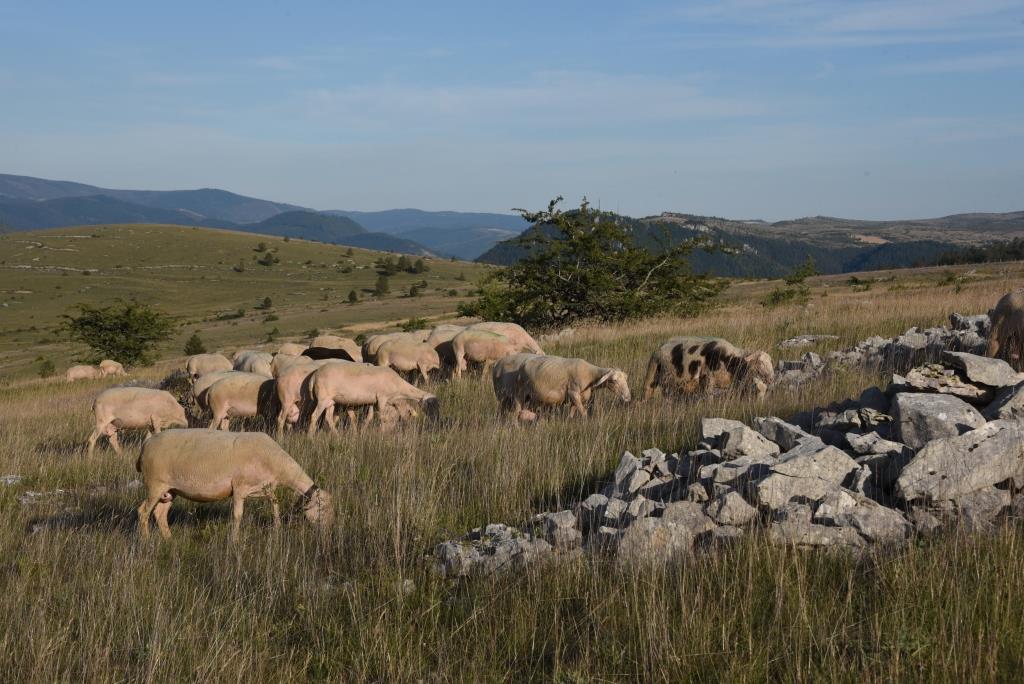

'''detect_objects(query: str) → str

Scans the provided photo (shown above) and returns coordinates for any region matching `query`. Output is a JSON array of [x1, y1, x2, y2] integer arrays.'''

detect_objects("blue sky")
[[1, 1, 1022, 219]]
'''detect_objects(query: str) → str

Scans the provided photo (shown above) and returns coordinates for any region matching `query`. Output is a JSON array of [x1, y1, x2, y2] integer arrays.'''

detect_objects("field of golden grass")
[[0, 260, 1022, 680]]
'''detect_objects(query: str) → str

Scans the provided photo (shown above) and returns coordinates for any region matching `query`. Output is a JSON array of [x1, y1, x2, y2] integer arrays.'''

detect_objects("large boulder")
[[752, 416, 813, 451], [754, 445, 859, 511], [813, 490, 910, 543], [941, 352, 1020, 388], [896, 420, 1024, 502], [891, 393, 985, 450], [700, 418, 747, 443], [705, 491, 758, 526], [720, 425, 781, 459]]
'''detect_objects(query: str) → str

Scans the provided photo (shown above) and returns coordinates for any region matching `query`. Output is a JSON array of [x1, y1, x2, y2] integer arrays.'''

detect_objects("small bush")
[[348, 290, 358, 304], [263, 314, 279, 323], [374, 275, 390, 296], [36, 358, 55, 378], [761, 285, 810, 308], [401, 317, 428, 332], [183, 332, 206, 355]]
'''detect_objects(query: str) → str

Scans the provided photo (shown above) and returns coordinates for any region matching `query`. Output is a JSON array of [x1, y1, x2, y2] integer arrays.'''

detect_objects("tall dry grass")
[[0, 268, 1021, 681]]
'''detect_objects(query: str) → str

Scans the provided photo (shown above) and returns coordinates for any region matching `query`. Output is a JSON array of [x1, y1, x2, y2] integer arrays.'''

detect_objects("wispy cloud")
[[884, 51, 1024, 75]]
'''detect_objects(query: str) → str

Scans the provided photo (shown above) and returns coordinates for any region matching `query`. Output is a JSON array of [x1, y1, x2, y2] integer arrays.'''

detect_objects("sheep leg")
[[346, 408, 358, 430], [269, 493, 281, 529], [86, 425, 104, 457], [323, 403, 338, 434], [137, 490, 166, 539], [151, 417, 162, 434], [307, 401, 329, 436], [569, 391, 588, 417], [153, 498, 173, 539], [230, 491, 246, 542], [107, 428, 123, 454], [275, 409, 287, 439], [418, 364, 429, 384]]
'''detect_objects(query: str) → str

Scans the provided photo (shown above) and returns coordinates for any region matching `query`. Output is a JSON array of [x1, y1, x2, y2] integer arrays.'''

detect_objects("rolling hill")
[[0, 223, 489, 375]]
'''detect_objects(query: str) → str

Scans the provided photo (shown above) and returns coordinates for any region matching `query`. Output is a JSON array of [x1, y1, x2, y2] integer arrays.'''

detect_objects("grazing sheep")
[[362, 330, 430, 363], [450, 329, 524, 378], [87, 387, 188, 456], [306, 362, 438, 434], [642, 337, 774, 400], [191, 370, 247, 414], [66, 364, 104, 382], [426, 324, 466, 374], [278, 342, 307, 356], [270, 352, 313, 377], [375, 338, 441, 383], [98, 359, 127, 377], [233, 351, 274, 378], [136, 429, 334, 540], [310, 334, 364, 362], [493, 353, 630, 419], [274, 358, 331, 436], [186, 353, 233, 383], [206, 373, 277, 430], [469, 322, 544, 355], [988, 290, 1024, 370], [302, 346, 357, 362]]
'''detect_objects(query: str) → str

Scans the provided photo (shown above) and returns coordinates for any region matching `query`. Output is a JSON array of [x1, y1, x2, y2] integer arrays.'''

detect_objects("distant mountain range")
[[0, 173, 526, 258], [2, 173, 1021, 275], [477, 210, 1024, 277]]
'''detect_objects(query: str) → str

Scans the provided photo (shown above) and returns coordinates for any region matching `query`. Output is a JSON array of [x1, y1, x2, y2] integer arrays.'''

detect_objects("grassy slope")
[[0, 259, 1023, 679], [0, 224, 490, 376]]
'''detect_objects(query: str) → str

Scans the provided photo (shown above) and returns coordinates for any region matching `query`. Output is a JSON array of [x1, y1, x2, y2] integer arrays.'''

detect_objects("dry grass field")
[[0, 257, 1023, 680]]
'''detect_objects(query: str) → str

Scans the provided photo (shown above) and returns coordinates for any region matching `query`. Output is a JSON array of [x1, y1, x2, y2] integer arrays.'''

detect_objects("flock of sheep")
[[68, 319, 777, 541]]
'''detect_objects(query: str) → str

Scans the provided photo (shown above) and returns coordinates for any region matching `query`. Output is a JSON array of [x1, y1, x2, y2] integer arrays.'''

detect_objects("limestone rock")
[[904, 364, 992, 403], [891, 392, 986, 450], [705, 491, 758, 526], [767, 521, 866, 550], [896, 420, 1024, 501], [752, 416, 814, 451], [941, 351, 1022, 389], [983, 381, 1024, 420]]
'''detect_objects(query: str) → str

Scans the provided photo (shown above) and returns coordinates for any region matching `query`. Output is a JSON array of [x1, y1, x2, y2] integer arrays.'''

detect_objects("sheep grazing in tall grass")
[[87, 387, 188, 456], [492, 353, 630, 420], [186, 353, 233, 383], [135, 429, 333, 540], [306, 361, 437, 434], [643, 337, 775, 400]]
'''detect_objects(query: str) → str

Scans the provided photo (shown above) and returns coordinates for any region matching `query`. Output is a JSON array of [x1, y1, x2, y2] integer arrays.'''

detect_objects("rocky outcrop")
[[433, 349, 1024, 577]]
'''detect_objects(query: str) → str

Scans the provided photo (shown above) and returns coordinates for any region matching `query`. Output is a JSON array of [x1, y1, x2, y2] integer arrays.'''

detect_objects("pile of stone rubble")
[[774, 312, 990, 387], [434, 348, 1024, 577]]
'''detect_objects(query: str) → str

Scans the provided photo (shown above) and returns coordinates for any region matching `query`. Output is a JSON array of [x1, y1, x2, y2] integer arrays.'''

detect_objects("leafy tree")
[[63, 300, 174, 365], [183, 332, 206, 355], [345, 247, 354, 257], [374, 275, 390, 296], [255, 296, 273, 310], [397, 255, 412, 272], [255, 241, 268, 252], [265, 327, 280, 342], [348, 289, 359, 304], [458, 197, 724, 329], [413, 258, 428, 273], [408, 285, 421, 297], [375, 257, 399, 276]]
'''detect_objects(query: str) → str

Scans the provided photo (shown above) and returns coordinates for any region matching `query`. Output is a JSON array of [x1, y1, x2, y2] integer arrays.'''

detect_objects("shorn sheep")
[[136, 429, 333, 540]]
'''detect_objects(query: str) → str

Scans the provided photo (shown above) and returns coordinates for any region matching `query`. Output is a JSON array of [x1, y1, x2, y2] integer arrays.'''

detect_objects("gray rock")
[[626, 495, 658, 522], [685, 482, 709, 503], [546, 527, 583, 550], [821, 496, 911, 543], [0, 474, 22, 486], [956, 487, 1011, 530], [617, 506, 715, 563], [779, 334, 838, 349], [846, 431, 904, 457], [942, 351, 1022, 389], [700, 454, 776, 488], [772, 501, 815, 523], [721, 425, 781, 459], [434, 541, 481, 577], [700, 418, 747, 443], [854, 451, 912, 490], [576, 493, 609, 532], [543, 510, 577, 533], [755, 446, 858, 511], [909, 508, 943, 536], [610, 451, 651, 497], [767, 521, 866, 550], [699, 525, 745, 549], [602, 498, 629, 526], [891, 392, 986, 450], [983, 381, 1024, 420], [752, 416, 814, 451], [950, 312, 990, 335], [812, 488, 858, 524], [705, 491, 758, 526], [896, 420, 1024, 502], [773, 445, 859, 483], [904, 364, 992, 403], [434, 530, 554, 578], [593, 525, 623, 550], [778, 436, 828, 461]]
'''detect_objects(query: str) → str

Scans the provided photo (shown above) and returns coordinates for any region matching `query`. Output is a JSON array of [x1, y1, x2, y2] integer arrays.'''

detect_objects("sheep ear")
[[595, 370, 615, 387]]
